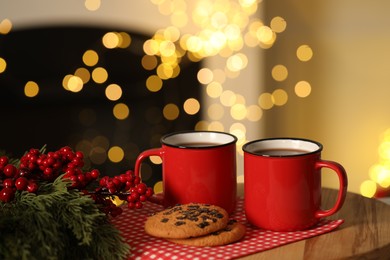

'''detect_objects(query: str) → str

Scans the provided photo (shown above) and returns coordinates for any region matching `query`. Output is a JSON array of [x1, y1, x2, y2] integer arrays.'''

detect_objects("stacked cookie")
[[144, 203, 246, 247]]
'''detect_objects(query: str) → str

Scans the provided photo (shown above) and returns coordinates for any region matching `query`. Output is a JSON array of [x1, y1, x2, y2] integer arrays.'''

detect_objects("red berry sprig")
[[0, 146, 154, 217]]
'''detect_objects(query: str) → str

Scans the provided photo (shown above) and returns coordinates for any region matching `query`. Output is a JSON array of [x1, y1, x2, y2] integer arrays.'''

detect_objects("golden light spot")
[[85, 0, 101, 11], [272, 89, 288, 106], [0, 19, 12, 34], [297, 44, 313, 62], [118, 32, 131, 48], [143, 39, 160, 55], [208, 121, 224, 132], [82, 50, 99, 66], [102, 32, 120, 49], [295, 81, 312, 98], [206, 82, 223, 98], [74, 67, 90, 84], [256, 26, 273, 43], [142, 55, 158, 70], [146, 75, 163, 92], [154, 181, 163, 194], [195, 120, 209, 130], [183, 98, 200, 115], [92, 67, 108, 84], [246, 105, 263, 121], [150, 156, 162, 164], [230, 123, 246, 145], [212, 69, 226, 84], [113, 103, 130, 120], [197, 68, 214, 84], [105, 84, 122, 101], [270, 16, 287, 33], [0, 57, 6, 73], [220, 90, 236, 107], [62, 75, 72, 91], [207, 103, 224, 120], [157, 63, 174, 79], [24, 81, 39, 97], [108, 146, 124, 163], [163, 103, 180, 120], [226, 53, 248, 72], [68, 76, 84, 92], [258, 92, 274, 110], [164, 26, 181, 42], [230, 103, 247, 120], [271, 64, 288, 82], [360, 180, 377, 198]]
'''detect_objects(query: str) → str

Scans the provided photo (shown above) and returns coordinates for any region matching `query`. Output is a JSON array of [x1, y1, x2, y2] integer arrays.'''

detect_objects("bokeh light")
[[0, 57, 7, 73], [24, 81, 39, 98], [113, 103, 130, 120]]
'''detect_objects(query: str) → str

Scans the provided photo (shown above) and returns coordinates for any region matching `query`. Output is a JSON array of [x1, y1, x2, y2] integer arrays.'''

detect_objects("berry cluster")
[[97, 170, 153, 210], [0, 146, 153, 217]]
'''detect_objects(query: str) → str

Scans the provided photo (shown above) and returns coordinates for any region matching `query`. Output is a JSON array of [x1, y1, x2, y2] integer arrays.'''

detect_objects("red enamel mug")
[[243, 138, 348, 231], [134, 131, 238, 213]]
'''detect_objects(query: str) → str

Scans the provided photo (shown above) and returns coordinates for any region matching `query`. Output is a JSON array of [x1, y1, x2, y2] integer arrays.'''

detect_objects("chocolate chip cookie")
[[144, 203, 229, 239], [167, 219, 246, 247]]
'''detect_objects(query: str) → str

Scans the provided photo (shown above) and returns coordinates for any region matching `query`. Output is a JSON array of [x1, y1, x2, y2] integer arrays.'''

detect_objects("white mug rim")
[[243, 137, 323, 157], [162, 130, 237, 149]]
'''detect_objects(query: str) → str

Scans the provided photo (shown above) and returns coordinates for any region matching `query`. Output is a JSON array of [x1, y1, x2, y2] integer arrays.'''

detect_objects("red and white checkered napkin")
[[111, 198, 344, 260]]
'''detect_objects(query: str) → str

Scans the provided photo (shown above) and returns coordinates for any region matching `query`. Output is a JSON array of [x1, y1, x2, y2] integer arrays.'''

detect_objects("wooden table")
[[239, 187, 390, 259]]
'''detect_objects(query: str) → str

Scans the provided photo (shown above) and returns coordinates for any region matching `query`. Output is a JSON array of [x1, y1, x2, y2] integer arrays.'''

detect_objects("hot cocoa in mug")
[[243, 138, 348, 231], [134, 131, 238, 214]]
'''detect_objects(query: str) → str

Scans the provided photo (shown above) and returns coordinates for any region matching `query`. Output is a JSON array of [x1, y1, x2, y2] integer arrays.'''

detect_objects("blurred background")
[[1, 0, 390, 198]]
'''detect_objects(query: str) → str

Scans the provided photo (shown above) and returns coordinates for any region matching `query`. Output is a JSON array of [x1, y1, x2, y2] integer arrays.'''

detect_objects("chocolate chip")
[[197, 222, 210, 228], [175, 221, 186, 226], [161, 218, 169, 223]]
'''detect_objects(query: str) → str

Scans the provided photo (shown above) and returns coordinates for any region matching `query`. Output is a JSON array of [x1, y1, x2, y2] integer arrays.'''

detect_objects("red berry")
[[15, 177, 28, 190], [137, 183, 147, 194], [3, 178, 14, 188], [145, 187, 153, 197], [135, 201, 143, 209], [0, 156, 8, 165], [0, 187, 15, 202], [3, 164, 17, 177], [90, 169, 100, 179], [26, 181, 38, 193]]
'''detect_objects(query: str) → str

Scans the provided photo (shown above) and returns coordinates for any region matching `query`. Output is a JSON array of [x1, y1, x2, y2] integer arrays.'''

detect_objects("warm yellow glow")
[[226, 53, 248, 72], [142, 55, 158, 70], [220, 90, 236, 106], [150, 156, 163, 164], [62, 75, 72, 91], [183, 98, 200, 115], [24, 81, 39, 97], [256, 26, 273, 43], [258, 92, 274, 109], [270, 16, 287, 33], [118, 32, 132, 48], [195, 120, 209, 130], [92, 67, 108, 84], [0, 57, 6, 73], [208, 103, 224, 120], [105, 84, 122, 101], [230, 103, 247, 120], [369, 164, 390, 188], [0, 19, 12, 34], [113, 103, 130, 120], [208, 121, 225, 132], [197, 68, 214, 84], [146, 75, 163, 92], [272, 89, 288, 106], [154, 181, 163, 194], [85, 0, 101, 11], [379, 141, 390, 160], [206, 82, 223, 98], [108, 146, 124, 163], [74, 67, 90, 84], [83, 50, 99, 67], [360, 180, 377, 198], [246, 105, 263, 121], [67, 76, 84, 92], [295, 81, 312, 98], [171, 10, 188, 27], [297, 44, 313, 62], [271, 64, 288, 82], [102, 32, 120, 49], [163, 103, 180, 120]]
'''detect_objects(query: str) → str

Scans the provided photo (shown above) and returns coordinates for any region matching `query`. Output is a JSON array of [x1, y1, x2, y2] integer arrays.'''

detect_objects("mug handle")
[[314, 160, 348, 218], [134, 148, 165, 205]]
